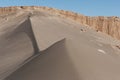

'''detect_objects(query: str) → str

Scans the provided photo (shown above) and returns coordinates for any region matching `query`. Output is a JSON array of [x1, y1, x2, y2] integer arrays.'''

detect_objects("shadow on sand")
[[8, 18, 39, 54], [5, 39, 81, 80]]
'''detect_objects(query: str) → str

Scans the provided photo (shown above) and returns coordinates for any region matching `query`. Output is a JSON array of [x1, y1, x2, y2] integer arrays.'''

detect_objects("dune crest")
[[0, 6, 120, 80], [0, 6, 120, 40]]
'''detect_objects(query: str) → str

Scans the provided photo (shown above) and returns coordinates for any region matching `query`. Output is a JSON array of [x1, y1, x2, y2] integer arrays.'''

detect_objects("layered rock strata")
[[0, 6, 120, 39]]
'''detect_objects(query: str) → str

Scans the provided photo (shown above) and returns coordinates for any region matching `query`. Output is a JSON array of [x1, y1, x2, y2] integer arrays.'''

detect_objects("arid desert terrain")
[[0, 6, 120, 80]]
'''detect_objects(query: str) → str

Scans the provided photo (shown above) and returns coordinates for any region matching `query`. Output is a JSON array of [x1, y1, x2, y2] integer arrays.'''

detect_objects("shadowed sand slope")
[[1, 10, 120, 80], [5, 39, 80, 80], [0, 14, 39, 80], [5, 38, 120, 80], [14, 18, 39, 53]]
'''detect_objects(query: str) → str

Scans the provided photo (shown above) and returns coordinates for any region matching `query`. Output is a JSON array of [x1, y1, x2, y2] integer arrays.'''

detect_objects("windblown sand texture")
[[0, 6, 120, 80]]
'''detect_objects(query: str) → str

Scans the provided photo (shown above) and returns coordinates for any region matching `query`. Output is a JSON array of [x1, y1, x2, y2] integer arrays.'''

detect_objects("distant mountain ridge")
[[0, 6, 120, 40]]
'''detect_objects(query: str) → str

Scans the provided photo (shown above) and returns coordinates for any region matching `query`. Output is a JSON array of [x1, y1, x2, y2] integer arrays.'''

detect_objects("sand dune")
[[5, 39, 81, 80], [0, 8, 120, 80]]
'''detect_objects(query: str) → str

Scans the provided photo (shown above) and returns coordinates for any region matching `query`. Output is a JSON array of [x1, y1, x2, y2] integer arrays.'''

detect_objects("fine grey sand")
[[0, 10, 120, 80]]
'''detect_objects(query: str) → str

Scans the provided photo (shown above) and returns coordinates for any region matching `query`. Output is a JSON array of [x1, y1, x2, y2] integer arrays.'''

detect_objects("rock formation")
[[0, 6, 120, 40]]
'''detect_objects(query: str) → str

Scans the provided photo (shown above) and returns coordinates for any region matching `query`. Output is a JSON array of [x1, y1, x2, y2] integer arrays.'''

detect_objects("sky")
[[0, 0, 119, 16]]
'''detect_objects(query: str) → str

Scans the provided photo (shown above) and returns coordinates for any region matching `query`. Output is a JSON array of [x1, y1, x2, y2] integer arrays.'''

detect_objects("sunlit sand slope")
[[0, 10, 120, 80]]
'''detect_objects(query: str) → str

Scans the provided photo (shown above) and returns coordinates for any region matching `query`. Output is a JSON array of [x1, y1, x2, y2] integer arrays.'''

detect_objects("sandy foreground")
[[0, 11, 120, 80]]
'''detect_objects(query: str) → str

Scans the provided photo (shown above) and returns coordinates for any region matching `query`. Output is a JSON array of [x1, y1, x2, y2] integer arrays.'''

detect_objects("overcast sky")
[[0, 0, 119, 16]]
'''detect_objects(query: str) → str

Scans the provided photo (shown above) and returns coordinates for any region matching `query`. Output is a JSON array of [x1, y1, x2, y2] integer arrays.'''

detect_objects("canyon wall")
[[0, 6, 120, 40]]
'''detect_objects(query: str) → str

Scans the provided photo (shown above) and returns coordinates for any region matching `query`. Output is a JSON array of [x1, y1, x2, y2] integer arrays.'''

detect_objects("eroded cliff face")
[[0, 6, 120, 40]]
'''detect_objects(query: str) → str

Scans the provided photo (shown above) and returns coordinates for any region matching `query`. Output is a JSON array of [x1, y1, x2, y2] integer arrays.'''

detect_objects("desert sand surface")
[[0, 7, 120, 80]]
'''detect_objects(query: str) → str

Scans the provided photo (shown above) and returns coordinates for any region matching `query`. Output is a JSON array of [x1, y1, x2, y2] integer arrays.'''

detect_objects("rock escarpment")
[[0, 6, 120, 40]]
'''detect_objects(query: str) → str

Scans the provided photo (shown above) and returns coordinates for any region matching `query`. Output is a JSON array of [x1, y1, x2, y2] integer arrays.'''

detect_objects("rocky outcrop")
[[0, 6, 17, 14], [0, 6, 120, 40]]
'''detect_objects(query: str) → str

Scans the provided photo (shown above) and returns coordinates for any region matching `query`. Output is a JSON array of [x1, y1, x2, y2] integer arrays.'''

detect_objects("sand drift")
[[0, 11, 120, 80]]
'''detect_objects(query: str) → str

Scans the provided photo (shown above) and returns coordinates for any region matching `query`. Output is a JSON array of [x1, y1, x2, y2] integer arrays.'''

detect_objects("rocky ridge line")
[[0, 6, 120, 40]]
